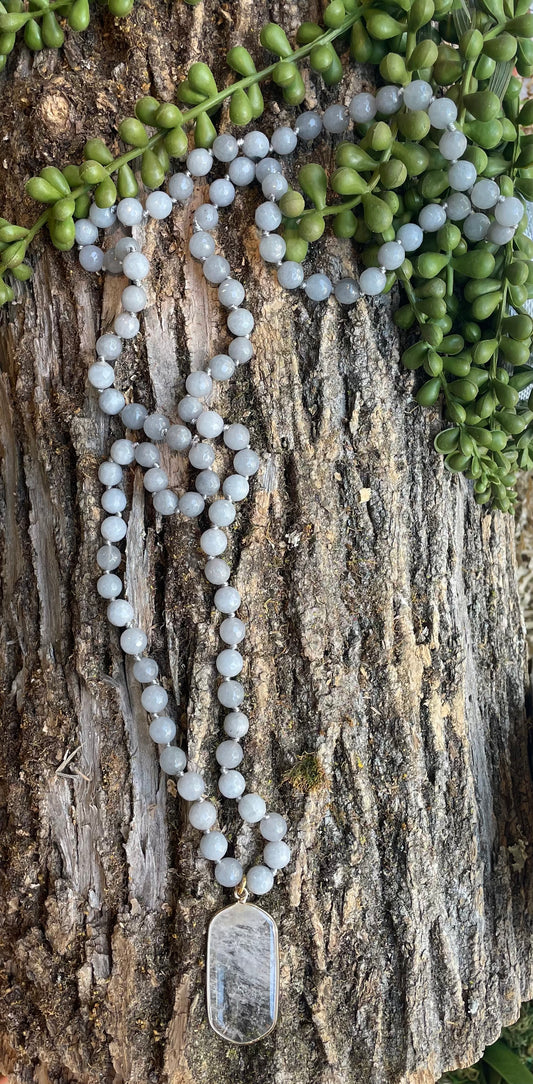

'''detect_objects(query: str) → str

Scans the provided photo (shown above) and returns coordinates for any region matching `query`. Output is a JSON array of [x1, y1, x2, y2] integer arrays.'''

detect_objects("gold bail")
[[234, 876, 249, 903]]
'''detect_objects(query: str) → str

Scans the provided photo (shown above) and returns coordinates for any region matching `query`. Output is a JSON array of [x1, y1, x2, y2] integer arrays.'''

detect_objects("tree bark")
[[1, 4, 533, 1083]]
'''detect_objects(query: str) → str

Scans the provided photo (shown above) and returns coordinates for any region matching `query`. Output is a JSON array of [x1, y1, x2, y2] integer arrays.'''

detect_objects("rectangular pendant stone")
[[207, 901, 279, 1044]]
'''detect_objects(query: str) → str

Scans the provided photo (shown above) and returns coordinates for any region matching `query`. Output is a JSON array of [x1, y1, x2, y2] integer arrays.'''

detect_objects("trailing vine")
[[1, 0, 533, 512], [0, 0, 134, 69]]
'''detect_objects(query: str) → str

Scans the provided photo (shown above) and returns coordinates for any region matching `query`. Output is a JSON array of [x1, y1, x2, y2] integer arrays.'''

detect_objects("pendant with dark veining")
[[207, 902, 279, 1044]]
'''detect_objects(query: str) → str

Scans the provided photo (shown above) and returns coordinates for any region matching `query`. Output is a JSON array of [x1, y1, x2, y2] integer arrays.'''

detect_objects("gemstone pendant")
[[206, 901, 279, 1044]]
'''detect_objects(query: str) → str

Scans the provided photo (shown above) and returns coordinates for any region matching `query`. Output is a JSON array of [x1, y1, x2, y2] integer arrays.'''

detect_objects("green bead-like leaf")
[[117, 163, 139, 198], [68, 0, 90, 31], [298, 164, 327, 211], [141, 148, 165, 189], [229, 88, 253, 126], [41, 11, 64, 47], [226, 45, 256, 75], [84, 138, 114, 165], [118, 117, 149, 148], [259, 21, 292, 57]]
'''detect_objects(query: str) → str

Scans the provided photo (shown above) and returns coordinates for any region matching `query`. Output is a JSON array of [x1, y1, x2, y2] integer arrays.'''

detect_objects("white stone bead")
[[214, 586, 241, 613], [463, 213, 490, 242], [216, 650, 243, 677], [218, 769, 246, 798], [438, 129, 468, 161], [375, 85, 402, 115], [263, 840, 291, 870], [448, 160, 477, 192], [470, 179, 500, 210], [111, 438, 136, 465], [146, 190, 173, 219], [160, 746, 187, 774], [349, 92, 377, 124], [196, 410, 224, 438], [186, 148, 213, 176], [445, 193, 471, 221], [359, 267, 387, 296], [238, 793, 266, 823], [494, 196, 523, 228], [107, 599, 134, 626], [209, 500, 236, 527], [246, 865, 274, 896], [99, 389, 126, 415], [395, 223, 424, 252], [96, 544, 121, 570], [214, 857, 243, 886], [88, 361, 115, 389], [219, 616, 246, 644], [177, 772, 205, 800], [402, 79, 433, 111], [189, 800, 217, 830], [377, 241, 405, 270], [200, 528, 227, 556], [224, 712, 249, 739], [418, 204, 447, 232], [166, 424, 192, 451], [186, 371, 213, 398], [200, 831, 228, 861], [260, 813, 287, 841], [323, 104, 349, 134], [215, 739, 244, 766], [204, 558, 230, 584], [487, 222, 515, 245], [428, 97, 458, 129], [149, 716, 176, 744]]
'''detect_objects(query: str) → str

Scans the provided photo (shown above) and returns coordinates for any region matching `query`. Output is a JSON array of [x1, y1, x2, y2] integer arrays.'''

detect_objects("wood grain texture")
[[1, 4, 533, 1082]]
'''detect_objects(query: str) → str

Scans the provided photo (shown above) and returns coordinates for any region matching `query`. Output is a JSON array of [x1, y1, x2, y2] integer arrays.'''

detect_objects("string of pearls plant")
[[0, 0, 133, 67], [2, 0, 533, 511]]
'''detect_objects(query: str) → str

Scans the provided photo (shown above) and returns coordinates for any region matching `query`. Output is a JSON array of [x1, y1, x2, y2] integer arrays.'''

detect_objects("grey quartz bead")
[[75, 218, 98, 245], [101, 515, 127, 542], [89, 204, 117, 228], [97, 544, 121, 571], [186, 370, 213, 398], [107, 599, 134, 626], [262, 173, 289, 201], [146, 190, 173, 219], [214, 586, 241, 613], [114, 313, 140, 339], [141, 684, 168, 712], [270, 125, 297, 155], [96, 333, 122, 361], [359, 268, 387, 296], [259, 235, 286, 263], [149, 716, 176, 743], [228, 337, 253, 364], [117, 197, 144, 226], [209, 179, 235, 207], [166, 424, 192, 451], [210, 354, 235, 380], [256, 157, 281, 182], [97, 385, 123, 411], [216, 739, 244, 766], [133, 656, 159, 682], [194, 203, 219, 231], [115, 236, 140, 261], [196, 410, 224, 438], [218, 279, 245, 308], [144, 413, 169, 440], [120, 627, 148, 654], [224, 711, 249, 739], [177, 771, 205, 800], [98, 460, 123, 486], [295, 111, 322, 140], [122, 252, 150, 281], [189, 800, 217, 830], [242, 130, 270, 159], [186, 148, 213, 176], [222, 474, 249, 501], [323, 104, 349, 133], [214, 857, 243, 886], [121, 402, 148, 430], [88, 362, 114, 390], [216, 651, 243, 678], [246, 865, 274, 896], [179, 492, 205, 517], [234, 449, 259, 476], [189, 231, 216, 261], [103, 249, 123, 275], [260, 812, 287, 841], [305, 274, 333, 301], [111, 438, 136, 465], [228, 156, 255, 186], [200, 528, 227, 556], [263, 840, 291, 870], [101, 488, 127, 514], [195, 469, 220, 496], [177, 395, 202, 422], [208, 500, 236, 527], [203, 254, 231, 284], [217, 681, 244, 708], [204, 558, 230, 584], [153, 489, 179, 515], [277, 261, 305, 290], [79, 245, 104, 272], [227, 308, 254, 337], [213, 133, 239, 162], [224, 423, 250, 450], [121, 285, 147, 313], [218, 768, 246, 797], [334, 278, 361, 305], [375, 85, 402, 115], [238, 793, 267, 823], [160, 745, 187, 774], [135, 442, 160, 468], [143, 467, 169, 493], [168, 172, 194, 201], [97, 573, 122, 599], [189, 443, 215, 469], [200, 831, 228, 861], [219, 616, 246, 644]]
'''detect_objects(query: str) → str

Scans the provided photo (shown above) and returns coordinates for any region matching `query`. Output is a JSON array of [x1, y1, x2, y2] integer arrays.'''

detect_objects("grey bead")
[[153, 489, 179, 515], [97, 388, 122, 413], [270, 126, 297, 155], [277, 261, 304, 290], [200, 528, 227, 556], [219, 616, 245, 644], [259, 234, 286, 263], [218, 768, 246, 797], [141, 684, 168, 712], [115, 236, 140, 261], [323, 104, 349, 134], [114, 312, 140, 339], [166, 424, 192, 451], [107, 599, 134, 626], [359, 267, 387, 296], [98, 460, 123, 486], [217, 681, 244, 708], [216, 739, 243, 766], [88, 362, 114, 390], [224, 423, 249, 450], [121, 285, 147, 313], [262, 173, 289, 201], [146, 190, 173, 219], [135, 442, 160, 468], [228, 337, 253, 364], [189, 231, 216, 260], [227, 308, 254, 336], [186, 370, 213, 399], [102, 249, 123, 275], [122, 252, 150, 281], [97, 573, 122, 598], [160, 745, 187, 774], [428, 96, 457, 129], [228, 156, 255, 186], [445, 193, 471, 221], [209, 179, 235, 207], [101, 516, 127, 541], [186, 148, 213, 176], [238, 793, 266, 823], [111, 438, 136, 465], [395, 223, 424, 252], [402, 79, 433, 111], [97, 543, 121, 571], [218, 279, 245, 309], [256, 157, 282, 182], [448, 160, 477, 192], [305, 274, 333, 302], [196, 410, 224, 438], [334, 278, 360, 305], [263, 840, 291, 870], [121, 402, 148, 430], [177, 395, 202, 422], [189, 800, 217, 830], [194, 202, 219, 231], [168, 172, 194, 201], [200, 830, 228, 861], [179, 491, 205, 517], [89, 204, 117, 228], [349, 92, 377, 123], [224, 711, 249, 739], [214, 857, 243, 887], [214, 586, 241, 613], [143, 467, 169, 493], [189, 443, 215, 469], [195, 469, 220, 497], [222, 474, 249, 501], [120, 627, 148, 654], [204, 558, 230, 584], [494, 196, 523, 228], [234, 449, 259, 476], [144, 413, 169, 440], [79, 245, 104, 272], [213, 133, 239, 162], [210, 354, 235, 380], [375, 85, 402, 115], [177, 771, 205, 800], [208, 500, 236, 527], [133, 656, 159, 682], [246, 865, 274, 896], [216, 651, 243, 678], [418, 204, 447, 232], [149, 716, 176, 743], [203, 254, 231, 284], [96, 333, 122, 360], [117, 197, 144, 226], [75, 218, 98, 245], [101, 488, 127, 514], [295, 111, 322, 140], [260, 812, 287, 841], [242, 130, 270, 159]]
